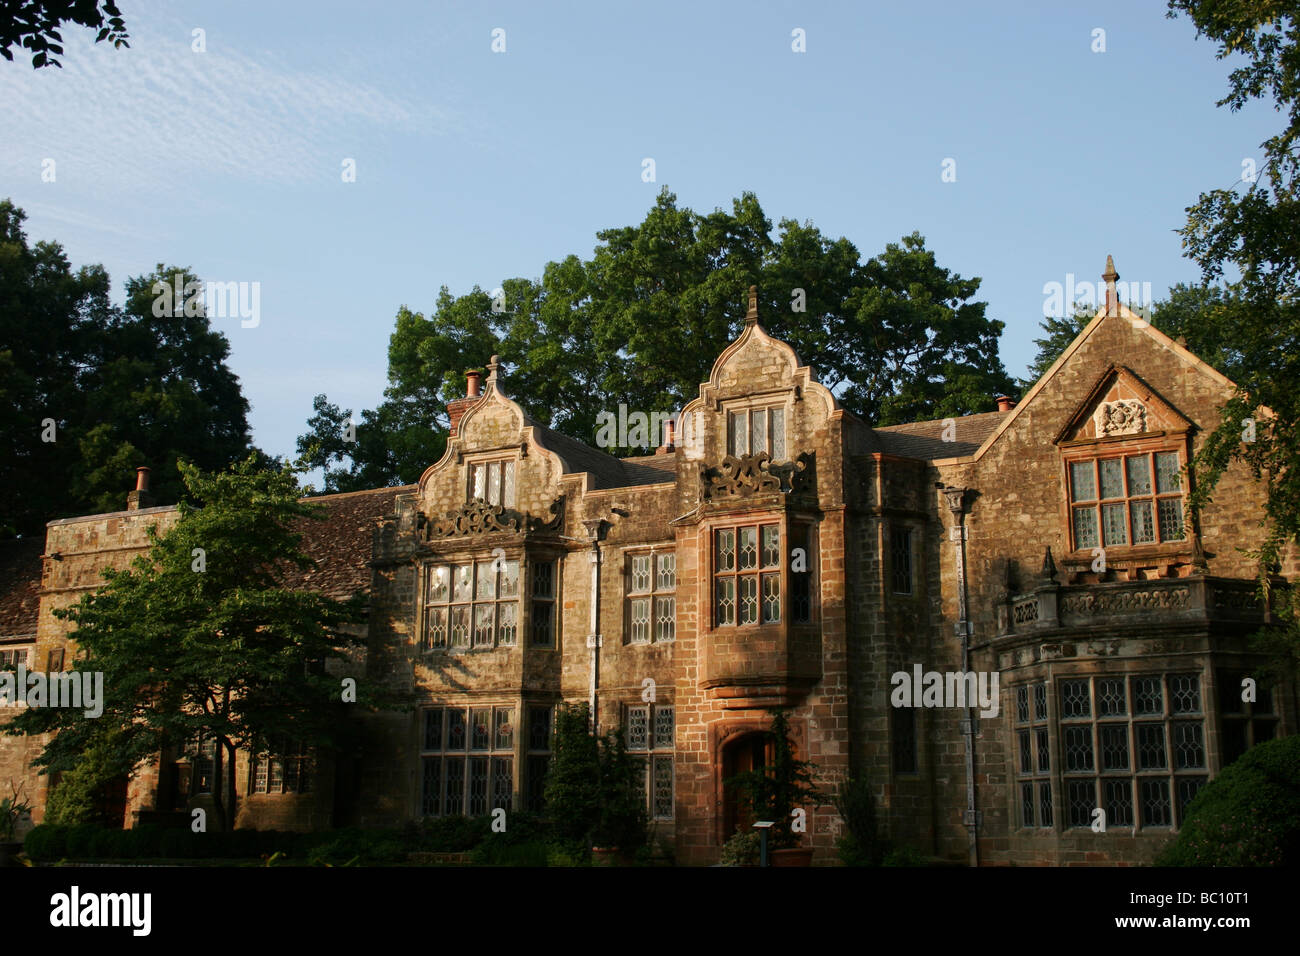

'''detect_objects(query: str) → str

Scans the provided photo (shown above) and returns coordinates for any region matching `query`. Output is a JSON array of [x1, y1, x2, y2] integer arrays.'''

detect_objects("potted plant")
[[542, 703, 647, 865], [0, 782, 32, 867], [724, 709, 824, 866]]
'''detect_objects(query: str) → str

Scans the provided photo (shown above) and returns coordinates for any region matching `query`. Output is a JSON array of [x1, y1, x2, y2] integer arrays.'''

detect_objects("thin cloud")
[[0, 16, 453, 193]]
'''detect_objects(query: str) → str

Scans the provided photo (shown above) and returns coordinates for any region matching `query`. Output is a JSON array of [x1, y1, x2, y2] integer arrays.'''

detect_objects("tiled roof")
[[0, 538, 43, 638], [284, 485, 414, 601], [619, 454, 678, 487], [533, 426, 676, 490], [869, 410, 1010, 460]]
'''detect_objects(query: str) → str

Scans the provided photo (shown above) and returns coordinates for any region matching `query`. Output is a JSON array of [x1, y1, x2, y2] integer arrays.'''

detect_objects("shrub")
[[543, 703, 602, 844], [719, 829, 761, 866], [406, 815, 491, 853], [1157, 735, 1300, 866], [160, 827, 197, 859], [471, 839, 551, 866], [65, 823, 100, 859], [22, 824, 68, 861], [882, 845, 926, 866], [834, 774, 882, 866]]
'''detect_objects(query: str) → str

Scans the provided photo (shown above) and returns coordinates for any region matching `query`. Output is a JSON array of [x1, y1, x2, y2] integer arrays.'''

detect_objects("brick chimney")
[[127, 466, 153, 511], [996, 396, 1016, 412], [656, 417, 676, 455], [447, 369, 483, 438]]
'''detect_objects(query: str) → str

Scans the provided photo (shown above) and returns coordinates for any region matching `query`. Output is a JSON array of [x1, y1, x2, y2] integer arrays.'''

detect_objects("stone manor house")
[[0, 261, 1293, 865]]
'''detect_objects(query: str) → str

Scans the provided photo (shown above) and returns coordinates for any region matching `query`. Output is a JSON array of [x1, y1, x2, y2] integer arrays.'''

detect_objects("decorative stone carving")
[[1094, 399, 1146, 436], [700, 451, 812, 501], [1059, 586, 1190, 615], [419, 494, 565, 539]]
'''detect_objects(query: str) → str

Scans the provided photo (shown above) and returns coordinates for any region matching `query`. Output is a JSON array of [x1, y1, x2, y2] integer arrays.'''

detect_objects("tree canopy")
[[298, 190, 1017, 491], [0, 0, 129, 68], [6, 456, 370, 831], [0, 200, 256, 537], [1166, 1, 1300, 568]]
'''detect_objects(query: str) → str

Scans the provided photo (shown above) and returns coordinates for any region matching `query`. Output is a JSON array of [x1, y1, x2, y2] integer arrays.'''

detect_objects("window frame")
[[466, 456, 517, 508], [1049, 673, 1207, 832], [625, 703, 675, 821], [890, 524, 914, 596], [711, 520, 784, 629], [726, 403, 788, 461], [419, 556, 521, 653], [624, 546, 676, 646], [250, 737, 312, 795], [1061, 438, 1190, 555], [420, 704, 516, 818]]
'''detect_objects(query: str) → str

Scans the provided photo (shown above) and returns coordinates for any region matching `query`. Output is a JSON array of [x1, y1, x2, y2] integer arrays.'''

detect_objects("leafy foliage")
[[834, 773, 883, 866], [297, 191, 1016, 487], [724, 709, 824, 849], [0, 202, 256, 536], [1165, 1, 1300, 664], [0, 0, 129, 69], [1157, 734, 1300, 866], [541, 702, 647, 852], [5, 456, 370, 832]]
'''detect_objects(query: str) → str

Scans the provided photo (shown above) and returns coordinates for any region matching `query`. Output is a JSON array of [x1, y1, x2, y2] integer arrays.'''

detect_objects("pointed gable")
[[1054, 365, 1194, 446]]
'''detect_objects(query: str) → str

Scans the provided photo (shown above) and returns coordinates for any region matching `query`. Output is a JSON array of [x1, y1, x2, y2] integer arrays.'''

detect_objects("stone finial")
[[745, 285, 759, 325], [1039, 546, 1058, 584], [1103, 254, 1119, 317], [486, 354, 501, 385]]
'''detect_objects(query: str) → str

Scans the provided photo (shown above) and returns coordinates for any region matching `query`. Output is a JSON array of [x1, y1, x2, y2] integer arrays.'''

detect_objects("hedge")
[[1157, 735, 1300, 866]]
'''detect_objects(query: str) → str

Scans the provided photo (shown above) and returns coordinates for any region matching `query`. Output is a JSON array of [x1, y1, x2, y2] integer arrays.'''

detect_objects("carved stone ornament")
[[1094, 399, 1146, 436], [700, 451, 812, 501], [420, 494, 565, 539]]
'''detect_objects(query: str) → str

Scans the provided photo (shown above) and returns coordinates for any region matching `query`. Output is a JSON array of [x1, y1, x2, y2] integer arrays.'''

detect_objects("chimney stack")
[[657, 417, 677, 455], [996, 396, 1016, 412], [127, 466, 153, 511], [447, 369, 484, 439]]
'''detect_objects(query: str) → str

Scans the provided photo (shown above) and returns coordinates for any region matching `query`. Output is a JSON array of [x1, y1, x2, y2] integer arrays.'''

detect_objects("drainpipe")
[[582, 518, 609, 733], [942, 486, 980, 868]]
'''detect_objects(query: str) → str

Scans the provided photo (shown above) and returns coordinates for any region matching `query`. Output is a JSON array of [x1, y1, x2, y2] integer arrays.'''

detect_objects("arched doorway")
[[720, 731, 774, 841]]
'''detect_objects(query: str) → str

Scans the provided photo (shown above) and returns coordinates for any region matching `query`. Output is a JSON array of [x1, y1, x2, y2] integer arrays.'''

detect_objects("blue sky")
[[0, 0, 1276, 464]]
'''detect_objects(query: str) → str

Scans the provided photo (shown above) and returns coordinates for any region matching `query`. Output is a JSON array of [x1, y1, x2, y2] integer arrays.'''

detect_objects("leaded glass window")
[[424, 558, 521, 652], [626, 547, 675, 645], [1067, 450, 1188, 551], [625, 703, 674, 820], [714, 523, 780, 627], [728, 406, 788, 460], [421, 705, 515, 818], [468, 459, 516, 507], [1045, 674, 1206, 832], [530, 560, 557, 647], [1015, 682, 1052, 828]]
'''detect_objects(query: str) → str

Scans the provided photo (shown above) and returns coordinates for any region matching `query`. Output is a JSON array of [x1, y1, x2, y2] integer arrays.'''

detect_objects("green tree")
[[724, 709, 824, 849], [296, 191, 1018, 484], [1021, 284, 1247, 392], [6, 455, 369, 832], [0, 0, 128, 68], [1167, 1, 1300, 662], [1021, 303, 1095, 390], [542, 703, 602, 847], [0, 204, 255, 536]]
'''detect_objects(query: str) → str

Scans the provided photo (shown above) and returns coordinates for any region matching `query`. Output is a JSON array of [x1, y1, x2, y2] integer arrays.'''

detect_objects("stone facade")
[[1, 273, 1293, 865]]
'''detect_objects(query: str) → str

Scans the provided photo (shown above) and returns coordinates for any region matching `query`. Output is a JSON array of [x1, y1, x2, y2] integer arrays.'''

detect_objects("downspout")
[[582, 519, 609, 733], [943, 486, 979, 868]]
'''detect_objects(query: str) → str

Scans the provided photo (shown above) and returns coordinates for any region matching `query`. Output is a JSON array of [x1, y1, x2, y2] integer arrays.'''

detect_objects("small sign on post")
[[753, 821, 775, 868]]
